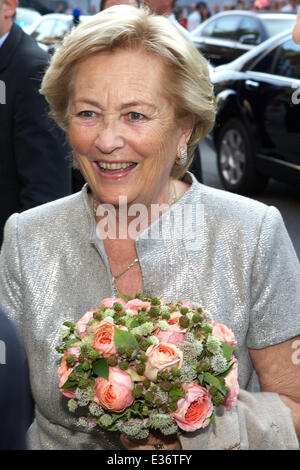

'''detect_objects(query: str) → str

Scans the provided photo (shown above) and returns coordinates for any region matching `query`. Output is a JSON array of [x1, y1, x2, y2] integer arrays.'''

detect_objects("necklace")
[[92, 182, 178, 294]]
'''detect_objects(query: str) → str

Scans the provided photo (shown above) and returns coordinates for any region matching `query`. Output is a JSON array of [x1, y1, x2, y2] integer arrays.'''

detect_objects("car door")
[[242, 38, 300, 167], [194, 15, 242, 66]]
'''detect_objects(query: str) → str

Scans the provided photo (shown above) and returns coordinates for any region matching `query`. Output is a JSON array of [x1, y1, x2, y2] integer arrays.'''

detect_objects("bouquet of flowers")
[[56, 294, 239, 439]]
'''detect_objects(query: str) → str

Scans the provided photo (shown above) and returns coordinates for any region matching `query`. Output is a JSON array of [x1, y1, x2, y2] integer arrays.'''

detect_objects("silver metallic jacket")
[[0, 173, 299, 449]]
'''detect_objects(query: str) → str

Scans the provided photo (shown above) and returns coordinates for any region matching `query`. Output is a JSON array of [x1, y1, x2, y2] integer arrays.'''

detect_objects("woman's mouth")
[[94, 161, 137, 179]]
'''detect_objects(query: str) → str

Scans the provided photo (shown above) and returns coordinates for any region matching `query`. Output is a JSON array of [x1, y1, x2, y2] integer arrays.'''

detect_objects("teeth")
[[97, 162, 134, 170]]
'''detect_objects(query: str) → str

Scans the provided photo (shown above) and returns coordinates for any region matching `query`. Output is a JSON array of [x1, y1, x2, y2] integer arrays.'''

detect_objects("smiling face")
[[68, 48, 191, 208]]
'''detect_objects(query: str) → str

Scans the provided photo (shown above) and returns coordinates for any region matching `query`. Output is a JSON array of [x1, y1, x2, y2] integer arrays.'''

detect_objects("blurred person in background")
[[100, 0, 139, 9], [177, 8, 187, 28], [212, 3, 220, 14], [236, 0, 245, 9], [187, 2, 201, 31], [254, 0, 270, 9], [55, 2, 66, 12], [281, 0, 299, 13], [0, 307, 34, 449], [0, 0, 72, 246], [198, 2, 211, 21]]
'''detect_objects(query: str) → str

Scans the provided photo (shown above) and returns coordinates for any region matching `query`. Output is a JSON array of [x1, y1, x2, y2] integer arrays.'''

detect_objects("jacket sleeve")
[[13, 60, 71, 210]]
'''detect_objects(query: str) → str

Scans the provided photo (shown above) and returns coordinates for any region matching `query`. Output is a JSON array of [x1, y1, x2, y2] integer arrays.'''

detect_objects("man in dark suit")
[[0, 0, 72, 247], [0, 307, 34, 449]]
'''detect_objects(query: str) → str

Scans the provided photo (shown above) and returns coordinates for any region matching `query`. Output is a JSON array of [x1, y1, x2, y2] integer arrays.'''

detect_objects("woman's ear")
[[179, 115, 195, 147]]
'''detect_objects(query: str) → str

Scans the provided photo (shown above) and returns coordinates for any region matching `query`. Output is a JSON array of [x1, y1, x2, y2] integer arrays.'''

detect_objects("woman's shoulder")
[[4, 189, 90, 242], [190, 180, 277, 226]]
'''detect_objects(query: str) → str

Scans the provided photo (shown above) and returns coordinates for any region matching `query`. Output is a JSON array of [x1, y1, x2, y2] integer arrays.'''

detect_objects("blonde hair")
[[40, 5, 216, 178]]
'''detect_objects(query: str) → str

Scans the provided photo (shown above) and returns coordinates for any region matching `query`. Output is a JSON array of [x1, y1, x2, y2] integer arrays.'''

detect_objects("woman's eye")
[[78, 111, 96, 118], [128, 112, 145, 121]]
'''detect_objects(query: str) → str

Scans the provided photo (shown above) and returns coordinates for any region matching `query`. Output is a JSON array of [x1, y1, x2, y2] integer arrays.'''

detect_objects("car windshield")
[[261, 18, 295, 37]]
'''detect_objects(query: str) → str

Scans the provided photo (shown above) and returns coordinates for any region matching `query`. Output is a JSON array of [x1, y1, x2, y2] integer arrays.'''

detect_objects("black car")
[[211, 30, 300, 195], [191, 11, 296, 66]]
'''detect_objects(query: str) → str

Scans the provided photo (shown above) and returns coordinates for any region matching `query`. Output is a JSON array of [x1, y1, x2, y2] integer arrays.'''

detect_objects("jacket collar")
[[0, 24, 23, 72]]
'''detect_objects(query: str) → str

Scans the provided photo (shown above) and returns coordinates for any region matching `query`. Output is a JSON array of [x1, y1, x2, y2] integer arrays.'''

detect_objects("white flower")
[[148, 336, 159, 345], [60, 325, 70, 339], [104, 316, 115, 324], [160, 306, 170, 315], [124, 309, 135, 317], [102, 308, 115, 318], [158, 320, 169, 331]]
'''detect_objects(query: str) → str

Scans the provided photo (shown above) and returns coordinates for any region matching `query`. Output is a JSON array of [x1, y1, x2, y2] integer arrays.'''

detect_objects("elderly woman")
[[0, 6, 299, 451]]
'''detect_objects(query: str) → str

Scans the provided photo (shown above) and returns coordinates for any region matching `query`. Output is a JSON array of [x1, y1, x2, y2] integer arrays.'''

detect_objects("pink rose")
[[124, 299, 151, 313], [222, 357, 239, 411], [94, 367, 134, 412], [58, 346, 80, 398], [155, 312, 187, 344], [144, 342, 183, 381], [173, 383, 213, 432], [211, 321, 236, 347], [157, 330, 185, 345], [93, 320, 118, 357], [74, 309, 98, 339], [101, 297, 126, 310]]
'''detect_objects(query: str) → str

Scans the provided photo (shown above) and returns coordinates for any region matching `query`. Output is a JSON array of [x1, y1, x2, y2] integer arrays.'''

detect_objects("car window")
[[211, 16, 242, 41], [31, 18, 57, 45], [261, 18, 296, 37], [238, 17, 261, 43], [51, 19, 71, 43], [202, 20, 216, 37], [273, 39, 300, 79]]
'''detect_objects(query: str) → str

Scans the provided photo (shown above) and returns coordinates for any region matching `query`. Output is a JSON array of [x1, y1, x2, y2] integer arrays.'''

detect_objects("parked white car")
[[15, 7, 41, 33], [27, 13, 91, 53]]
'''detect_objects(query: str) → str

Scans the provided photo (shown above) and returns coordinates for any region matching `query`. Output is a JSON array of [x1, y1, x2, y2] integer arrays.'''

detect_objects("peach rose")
[[101, 297, 126, 310], [124, 299, 151, 313], [144, 342, 183, 381], [58, 346, 80, 398], [222, 357, 239, 411], [94, 367, 134, 413], [93, 320, 118, 357], [211, 321, 236, 347], [173, 383, 213, 431], [157, 330, 185, 345], [74, 309, 98, 339]]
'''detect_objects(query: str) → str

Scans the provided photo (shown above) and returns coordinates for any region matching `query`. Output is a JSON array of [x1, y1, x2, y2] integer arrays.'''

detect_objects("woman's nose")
[[94, 118, 124, 154]]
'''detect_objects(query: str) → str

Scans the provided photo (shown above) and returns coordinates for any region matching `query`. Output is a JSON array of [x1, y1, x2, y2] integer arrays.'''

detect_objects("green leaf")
[[61, 378, 78, 390], [210, 411, 216, 429], [92, 357, 109, 379], [197, 373, 204, 385], [118, 293, 133, 302], [130, 318, 140, 329], [204, 372, 229, 396], [217, 362, 234, 378], [114, 327, 140, 352], [220, 342, 235, 361], [169, 386, 185, 400], [204, 372, 223, 391]]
